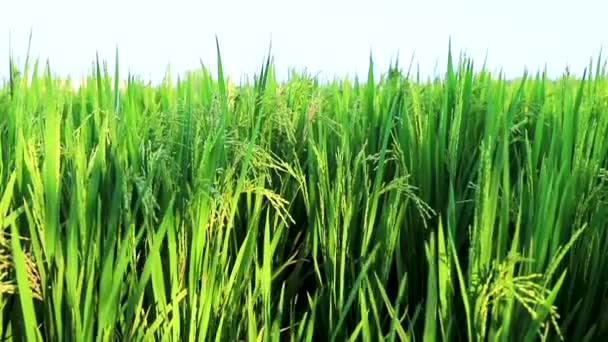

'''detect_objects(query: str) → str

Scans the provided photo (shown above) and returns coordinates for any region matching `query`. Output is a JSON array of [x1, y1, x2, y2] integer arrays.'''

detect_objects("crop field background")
[[1, 41, 608, 341]]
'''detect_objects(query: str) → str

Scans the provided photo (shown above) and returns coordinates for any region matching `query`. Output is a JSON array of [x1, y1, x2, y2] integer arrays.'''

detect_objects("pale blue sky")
[[1, 0, 606, 84]]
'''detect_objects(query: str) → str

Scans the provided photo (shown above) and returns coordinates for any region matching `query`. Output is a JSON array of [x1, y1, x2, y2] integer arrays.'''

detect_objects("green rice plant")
[[1, 39, 608, 342]]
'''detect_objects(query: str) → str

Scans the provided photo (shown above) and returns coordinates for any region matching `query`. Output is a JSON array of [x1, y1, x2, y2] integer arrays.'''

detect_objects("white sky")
[[1, 0, 606, 84]]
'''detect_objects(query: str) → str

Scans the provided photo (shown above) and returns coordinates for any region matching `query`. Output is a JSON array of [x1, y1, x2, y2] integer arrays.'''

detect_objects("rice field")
[[1, 42, 608, 341]]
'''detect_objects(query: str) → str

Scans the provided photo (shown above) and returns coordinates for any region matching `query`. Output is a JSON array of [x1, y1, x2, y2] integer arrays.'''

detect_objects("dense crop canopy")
[[1, 43, 608, 341]]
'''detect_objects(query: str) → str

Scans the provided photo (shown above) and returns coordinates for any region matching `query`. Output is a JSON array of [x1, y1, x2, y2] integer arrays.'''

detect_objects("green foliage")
[[0, 43, 607, 341]]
